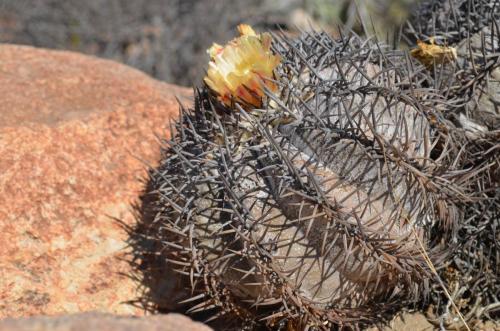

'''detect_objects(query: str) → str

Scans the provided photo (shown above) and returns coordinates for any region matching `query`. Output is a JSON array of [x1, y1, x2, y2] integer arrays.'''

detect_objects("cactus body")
[[130, 2, 499, 330], [131, 29, 481, 329]]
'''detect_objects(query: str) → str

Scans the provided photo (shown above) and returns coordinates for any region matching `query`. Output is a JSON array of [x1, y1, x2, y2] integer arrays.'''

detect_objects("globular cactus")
[[129, 22, 486, 330], [406, 0, 500, 132], [405, 0, 500, 327]]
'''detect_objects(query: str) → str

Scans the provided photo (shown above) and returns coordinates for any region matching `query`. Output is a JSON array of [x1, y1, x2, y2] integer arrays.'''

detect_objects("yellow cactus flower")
[[410, 38, 457, 68], [204, 24, 281, 109], [237, 24, 257, 36], [207, 43, 224, 59]]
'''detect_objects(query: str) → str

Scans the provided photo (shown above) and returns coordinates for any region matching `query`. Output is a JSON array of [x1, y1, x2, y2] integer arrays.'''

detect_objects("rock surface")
[[0, 312, 212, 331], [0, 44, 191, 318]]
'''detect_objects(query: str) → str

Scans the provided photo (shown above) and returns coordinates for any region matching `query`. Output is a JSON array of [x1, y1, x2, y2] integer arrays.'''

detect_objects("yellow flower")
[[237, 24, 257, 36], [204, 24, 281, 108], [410, 38, 457, 68]]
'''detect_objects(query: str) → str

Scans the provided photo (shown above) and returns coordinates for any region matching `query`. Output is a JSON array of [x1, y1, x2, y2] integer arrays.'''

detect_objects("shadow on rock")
[[121, 176, 190, 315]]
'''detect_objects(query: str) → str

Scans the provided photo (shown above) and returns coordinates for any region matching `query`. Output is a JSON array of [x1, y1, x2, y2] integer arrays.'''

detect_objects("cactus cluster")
[[130, 1, 499, 330]]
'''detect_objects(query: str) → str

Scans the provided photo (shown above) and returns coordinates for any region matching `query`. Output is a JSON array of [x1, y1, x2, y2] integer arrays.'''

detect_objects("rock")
[[0, 44, 191, 318], [0, 312, 212, 331]]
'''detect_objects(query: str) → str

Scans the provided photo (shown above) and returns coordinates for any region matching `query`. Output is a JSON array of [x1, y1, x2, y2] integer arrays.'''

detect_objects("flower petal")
[[204, 25, 281, 108]]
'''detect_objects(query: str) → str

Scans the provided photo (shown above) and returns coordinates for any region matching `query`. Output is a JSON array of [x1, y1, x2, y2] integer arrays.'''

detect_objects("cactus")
[[129, 3, 499, 330], [128, 24, 486, 330], [405, 0, 500, 327]]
